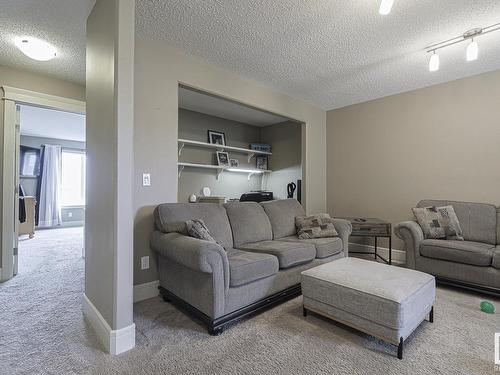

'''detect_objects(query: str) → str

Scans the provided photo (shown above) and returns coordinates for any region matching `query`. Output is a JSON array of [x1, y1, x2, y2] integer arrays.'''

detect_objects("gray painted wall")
[[178, 108, 263, 202], [20, 135, 85, 226], [261, 121, 303, 200], [86, 0, 134, 331]]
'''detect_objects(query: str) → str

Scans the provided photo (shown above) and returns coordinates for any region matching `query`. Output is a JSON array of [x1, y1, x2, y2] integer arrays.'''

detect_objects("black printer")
[[239, 191, 273, 203]]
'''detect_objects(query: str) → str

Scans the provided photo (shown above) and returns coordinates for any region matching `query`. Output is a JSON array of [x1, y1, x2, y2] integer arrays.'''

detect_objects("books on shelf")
[[197, 196, 226, 204]]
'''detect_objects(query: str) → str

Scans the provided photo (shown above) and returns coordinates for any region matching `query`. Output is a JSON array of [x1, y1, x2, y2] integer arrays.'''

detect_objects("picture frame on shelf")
[[208, 130, 226, 146], [216, 151, 230, 167], [256, 156, 268, 170], [229, 158, 239, 168]]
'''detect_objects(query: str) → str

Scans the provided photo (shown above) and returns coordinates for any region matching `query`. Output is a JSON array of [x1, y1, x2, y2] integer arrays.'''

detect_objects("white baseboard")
[[133, 280, 159, 303], [349, 242, 406, 265], [82, 293, 135, 355]]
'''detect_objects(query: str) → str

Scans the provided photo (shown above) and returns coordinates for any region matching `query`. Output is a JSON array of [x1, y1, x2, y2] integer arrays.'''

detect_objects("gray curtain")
[[38, 145, 62, 227]]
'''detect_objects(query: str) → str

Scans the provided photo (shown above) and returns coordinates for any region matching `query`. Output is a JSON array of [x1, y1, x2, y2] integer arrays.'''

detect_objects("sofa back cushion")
[[154, 203, 233, 248], [224, 202, 273, 247], [417, 200, 497, 245], [261, 199, 306, 239]]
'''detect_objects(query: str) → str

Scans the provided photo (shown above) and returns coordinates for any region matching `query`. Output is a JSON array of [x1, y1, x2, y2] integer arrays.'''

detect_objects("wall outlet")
[[142, 173, 151, 186], [68, 212, 73, 218], [141, 256, 150, 270]]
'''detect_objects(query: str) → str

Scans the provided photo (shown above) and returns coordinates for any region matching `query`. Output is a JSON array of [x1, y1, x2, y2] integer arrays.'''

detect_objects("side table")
[[337, 217, 392, 265]]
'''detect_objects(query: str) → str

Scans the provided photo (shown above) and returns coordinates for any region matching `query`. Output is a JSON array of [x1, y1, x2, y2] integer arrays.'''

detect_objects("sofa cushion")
[[419, 239, 494, 267], [226, 249, 279, 287], [417, 200, 497, 245], [493, 247, 500, 270], [237, 240, 316, 269], [154, 203, 233, 248], [261, 199, 305, 239], [185, 219, 217, 243], [281, 235, 343, 258], [224, 202, 273, 247]]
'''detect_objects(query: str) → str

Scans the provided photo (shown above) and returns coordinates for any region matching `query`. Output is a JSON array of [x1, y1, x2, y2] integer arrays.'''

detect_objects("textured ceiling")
[[136, 0, 500, 109], [0, 0, 95, 84], [2, 1, 500, 110]]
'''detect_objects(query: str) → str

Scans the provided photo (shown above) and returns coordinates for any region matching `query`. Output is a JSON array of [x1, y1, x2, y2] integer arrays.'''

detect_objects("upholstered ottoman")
[[301, 258, 435, 359]]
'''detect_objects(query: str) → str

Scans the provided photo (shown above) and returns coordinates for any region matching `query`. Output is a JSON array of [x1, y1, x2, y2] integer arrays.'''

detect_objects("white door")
[[13, 105, 21, 275]]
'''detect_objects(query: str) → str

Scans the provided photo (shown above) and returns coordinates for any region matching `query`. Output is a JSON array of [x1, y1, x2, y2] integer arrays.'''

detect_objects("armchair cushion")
[[492, 247, 500, 270], [420, 239, 494, 267], [281, 235, 343, 258], [226, 249, 279, 287], [237, 240, 316, 269]]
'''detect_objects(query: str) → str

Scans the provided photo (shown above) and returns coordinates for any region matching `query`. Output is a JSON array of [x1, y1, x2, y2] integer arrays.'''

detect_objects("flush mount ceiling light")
[[14, 36, 57, 61], [425, 23, 500, 72], [379, 0, 394, 15]]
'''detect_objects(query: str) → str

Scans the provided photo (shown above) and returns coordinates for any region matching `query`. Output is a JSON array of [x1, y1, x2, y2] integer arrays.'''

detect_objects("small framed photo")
[[229, 158, 240, 168], [256, 156, 268, 170], [208, 130, 226, 146], [216, 151, 230, 167]]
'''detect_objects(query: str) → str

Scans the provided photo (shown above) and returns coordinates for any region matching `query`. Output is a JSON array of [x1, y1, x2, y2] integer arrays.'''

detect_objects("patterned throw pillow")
[[185, 219, 217, 243], [412, 206, 464, 240], [295, 213, 339, 239]]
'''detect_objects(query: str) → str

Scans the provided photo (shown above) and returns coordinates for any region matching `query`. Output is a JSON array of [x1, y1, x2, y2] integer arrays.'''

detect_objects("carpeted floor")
[[0, 227, 499, 374]]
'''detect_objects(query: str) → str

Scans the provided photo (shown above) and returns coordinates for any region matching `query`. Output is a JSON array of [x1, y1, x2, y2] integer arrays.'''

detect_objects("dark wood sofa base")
[[159, 284, 302, 335], [436, 276, 500, 298]]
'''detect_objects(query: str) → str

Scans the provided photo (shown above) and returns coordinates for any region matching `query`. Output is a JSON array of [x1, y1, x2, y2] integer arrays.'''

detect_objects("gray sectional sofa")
[[394, 199, 500, 296], [151, 198, 352, 334]]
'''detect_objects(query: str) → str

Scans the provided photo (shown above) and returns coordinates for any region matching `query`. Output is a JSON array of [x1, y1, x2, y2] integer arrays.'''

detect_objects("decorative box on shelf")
[[249, 143, 271, 153]]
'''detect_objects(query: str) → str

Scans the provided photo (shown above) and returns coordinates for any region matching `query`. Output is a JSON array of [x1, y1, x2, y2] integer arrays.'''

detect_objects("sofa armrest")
[[150, 231, 230, 292], [394, 221, 424, 269], [332, 218, 353, 255]]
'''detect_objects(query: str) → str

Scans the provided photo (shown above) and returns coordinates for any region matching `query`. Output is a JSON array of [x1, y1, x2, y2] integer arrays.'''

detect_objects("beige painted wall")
[[0, 65, 84, 272], [326, 69, 500, 252], [85, 0, 134, 331], [134, 41, 326, 285]]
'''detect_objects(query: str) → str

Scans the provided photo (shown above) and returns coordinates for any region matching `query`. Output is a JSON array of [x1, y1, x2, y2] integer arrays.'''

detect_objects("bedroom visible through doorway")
[[17, 104, 86, 276]]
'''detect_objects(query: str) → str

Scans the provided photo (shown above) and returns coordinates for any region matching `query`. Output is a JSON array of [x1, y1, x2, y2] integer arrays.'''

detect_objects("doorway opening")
[[17, 104, 86, 277]]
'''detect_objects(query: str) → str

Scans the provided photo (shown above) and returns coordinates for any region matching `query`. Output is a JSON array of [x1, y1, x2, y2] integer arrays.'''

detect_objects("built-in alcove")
[[177, 86, 303, 202]]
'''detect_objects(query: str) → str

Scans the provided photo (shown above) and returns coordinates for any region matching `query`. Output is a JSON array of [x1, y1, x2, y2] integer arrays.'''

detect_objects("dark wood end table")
[[337, 217, 392, 265]]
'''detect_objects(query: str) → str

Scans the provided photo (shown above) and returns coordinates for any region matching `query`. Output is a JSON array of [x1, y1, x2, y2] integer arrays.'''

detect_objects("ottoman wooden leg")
[[397, 337, 404, 360], [303, 306, 308, 317], [429, 306, 434, 323]]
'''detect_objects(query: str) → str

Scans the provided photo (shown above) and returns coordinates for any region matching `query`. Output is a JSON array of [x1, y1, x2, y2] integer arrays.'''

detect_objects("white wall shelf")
[[178, 138, 271, 163], [178, 162, 271, 180]]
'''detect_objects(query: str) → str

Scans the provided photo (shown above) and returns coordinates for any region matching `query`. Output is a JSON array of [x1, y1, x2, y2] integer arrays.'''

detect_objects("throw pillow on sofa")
[[185, 219, 217, 243], [295, 213, 338, 239], [412, 205, 464, 240]]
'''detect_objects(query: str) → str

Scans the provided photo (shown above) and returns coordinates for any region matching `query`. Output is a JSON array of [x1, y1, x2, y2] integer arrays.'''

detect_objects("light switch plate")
[[141, 256, 150, 270], [142, 173, 151, 186]]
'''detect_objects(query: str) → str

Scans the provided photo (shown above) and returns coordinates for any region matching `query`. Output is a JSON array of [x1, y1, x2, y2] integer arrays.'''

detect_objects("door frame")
[[1, 86, 85, 282]]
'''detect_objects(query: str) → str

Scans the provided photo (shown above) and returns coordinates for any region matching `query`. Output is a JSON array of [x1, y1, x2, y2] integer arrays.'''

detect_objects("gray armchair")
[[395, 200, 500, 296]]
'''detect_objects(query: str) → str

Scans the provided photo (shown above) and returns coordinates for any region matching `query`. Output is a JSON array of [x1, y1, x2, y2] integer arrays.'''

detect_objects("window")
[[61, 150, 86, 206]]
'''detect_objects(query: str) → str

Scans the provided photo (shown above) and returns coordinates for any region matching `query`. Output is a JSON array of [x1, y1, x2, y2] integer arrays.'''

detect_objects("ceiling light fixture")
[[425, 23, 500, 71], [379, 0, 394, 15], [14, 36, 57, 61], [466, 39, 479, 61], [428, 51, 440, 72]]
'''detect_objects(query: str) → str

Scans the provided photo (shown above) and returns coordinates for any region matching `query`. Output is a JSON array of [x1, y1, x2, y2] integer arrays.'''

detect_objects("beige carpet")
[[1, 227, 499, 374]]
